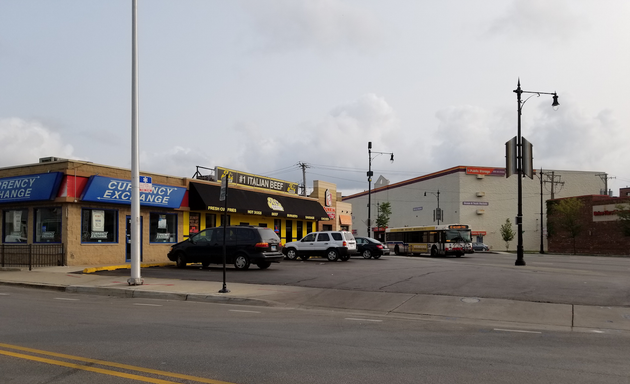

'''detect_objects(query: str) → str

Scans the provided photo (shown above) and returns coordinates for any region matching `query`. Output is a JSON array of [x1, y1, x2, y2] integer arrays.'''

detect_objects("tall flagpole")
[[128, 0, 143, 286]]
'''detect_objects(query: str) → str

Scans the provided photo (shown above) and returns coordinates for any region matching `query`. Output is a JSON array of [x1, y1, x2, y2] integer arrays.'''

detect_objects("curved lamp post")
[[367, 142, 393, 238], [514, 79, 559, 266]]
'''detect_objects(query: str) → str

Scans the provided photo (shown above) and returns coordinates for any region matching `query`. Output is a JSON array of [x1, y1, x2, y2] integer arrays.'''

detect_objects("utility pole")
[[544, 171, 564, 200], [596, 173, 615, 196], [297, 162, 310, 196], [537, 169, 545, 254]]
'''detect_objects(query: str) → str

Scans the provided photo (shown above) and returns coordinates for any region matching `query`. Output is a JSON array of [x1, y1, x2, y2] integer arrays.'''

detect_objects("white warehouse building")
[[343, 166, 606, 252]]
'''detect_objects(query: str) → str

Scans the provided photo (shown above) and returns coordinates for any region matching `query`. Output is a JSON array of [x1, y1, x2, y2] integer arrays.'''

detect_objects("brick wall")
[[547, 195, 630, 255]]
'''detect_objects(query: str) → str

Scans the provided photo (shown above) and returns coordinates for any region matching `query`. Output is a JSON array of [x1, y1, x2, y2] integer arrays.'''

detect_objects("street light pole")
[[367, 141, 393, 238], [424, 190, 441, 224], [513, 79, 559, 266]]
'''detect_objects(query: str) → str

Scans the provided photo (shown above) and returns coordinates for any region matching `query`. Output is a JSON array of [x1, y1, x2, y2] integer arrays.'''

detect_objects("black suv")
[[168, 226, 283, 270]]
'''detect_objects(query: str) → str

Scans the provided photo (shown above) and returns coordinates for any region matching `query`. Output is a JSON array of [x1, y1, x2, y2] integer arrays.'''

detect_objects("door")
[[126, 216, 143, 262]]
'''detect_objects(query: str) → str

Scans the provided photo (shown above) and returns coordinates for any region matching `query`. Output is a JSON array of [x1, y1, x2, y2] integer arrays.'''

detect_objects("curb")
[[82, 262, 175, 274]]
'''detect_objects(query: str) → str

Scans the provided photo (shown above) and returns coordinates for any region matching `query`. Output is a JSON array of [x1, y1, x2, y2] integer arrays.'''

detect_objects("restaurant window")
[[3, 208, 28, 243], [150, 213, 177, 243], [81, 208, 117, 243], [220, 215, 231, 226], [35, 207, 62, 243], [296, 221, 303, 240], [258, 223, 267, 227], [274, 219, 281, 237], [189, 212, 200, 236], [206, 213, 216, 228]]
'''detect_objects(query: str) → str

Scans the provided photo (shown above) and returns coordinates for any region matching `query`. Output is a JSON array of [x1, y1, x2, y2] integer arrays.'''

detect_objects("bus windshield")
[[445, 230, 472, 242]]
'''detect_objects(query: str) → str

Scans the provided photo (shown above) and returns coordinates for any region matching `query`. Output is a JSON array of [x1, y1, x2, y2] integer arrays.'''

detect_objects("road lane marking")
[[345, 318, 383, 322], [0, 349, 179, 384], [0, 343, 236, 384], [229, 309, 261, 313], [0, 293, 9, 296], [54, 298, 79, 301], [133, 303, 163, 307], [493, 328, 541, 334]]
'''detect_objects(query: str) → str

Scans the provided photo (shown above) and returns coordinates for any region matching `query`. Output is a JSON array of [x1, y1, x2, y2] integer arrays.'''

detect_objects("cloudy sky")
[[1, 0, 629, 196]]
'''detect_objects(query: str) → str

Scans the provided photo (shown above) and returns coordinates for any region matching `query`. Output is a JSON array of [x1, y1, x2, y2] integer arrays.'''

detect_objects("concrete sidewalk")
[[1, 264, 630, 333]]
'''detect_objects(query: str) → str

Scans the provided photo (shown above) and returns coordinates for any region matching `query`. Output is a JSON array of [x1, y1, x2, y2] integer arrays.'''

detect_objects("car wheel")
[[431, 246, 438, 257], [175, 253, 186, 268], [234, 254, 250, 270], [373, 254, 381, 259], [299, 254, 309, 261], [285, 248, 298, 261], [256, 261, 271, 270], [326, 249, 339, 262], [362, 250, 372, 259], [201, 261, 210, 268]]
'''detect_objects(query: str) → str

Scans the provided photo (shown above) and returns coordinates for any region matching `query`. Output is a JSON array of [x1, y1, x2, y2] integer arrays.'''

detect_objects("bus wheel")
[[431, 246, 438, 257], [456, 253, 462, 258]]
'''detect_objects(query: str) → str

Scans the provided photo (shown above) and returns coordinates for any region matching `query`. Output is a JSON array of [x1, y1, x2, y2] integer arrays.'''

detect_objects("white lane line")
[[54, 298, 79, 301], [494, 328, 541, 334], [229, 309, 261, 314], [345, 318, 383, 323], [0, 293, 10, 296], [133, 303, 162, 307]]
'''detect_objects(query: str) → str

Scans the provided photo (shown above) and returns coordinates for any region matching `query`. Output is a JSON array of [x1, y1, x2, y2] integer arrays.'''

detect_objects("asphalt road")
[[1, 285, 629, 384], [96, 252, 630, 307]]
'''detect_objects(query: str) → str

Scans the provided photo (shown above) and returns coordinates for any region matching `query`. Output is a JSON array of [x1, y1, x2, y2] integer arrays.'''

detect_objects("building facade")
[[1, 160, 349, 266], [343, 166, 605, 252], [547, 192, 630, 255]]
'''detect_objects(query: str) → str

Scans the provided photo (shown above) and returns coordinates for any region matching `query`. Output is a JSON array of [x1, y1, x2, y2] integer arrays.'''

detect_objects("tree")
[[375, 202, 392, 229], [500, 218, 515, 251], [615, 203, 630, 236], [553, 198, 584, 254]]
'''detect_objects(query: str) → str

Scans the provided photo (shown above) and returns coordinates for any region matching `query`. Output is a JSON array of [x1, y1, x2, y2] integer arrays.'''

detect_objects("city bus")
[[385, 224, 472, 257]]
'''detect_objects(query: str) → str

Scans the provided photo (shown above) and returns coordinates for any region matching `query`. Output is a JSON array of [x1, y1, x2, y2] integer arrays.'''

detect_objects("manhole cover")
[[461, 297, 480, 304]]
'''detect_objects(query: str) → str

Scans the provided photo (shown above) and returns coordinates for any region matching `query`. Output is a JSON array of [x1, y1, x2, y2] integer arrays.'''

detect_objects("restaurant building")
[[0, 159, 347, 266]]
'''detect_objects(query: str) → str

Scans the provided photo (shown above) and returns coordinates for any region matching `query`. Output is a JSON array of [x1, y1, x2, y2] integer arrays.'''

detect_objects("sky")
[[1, 0, 629, 197]]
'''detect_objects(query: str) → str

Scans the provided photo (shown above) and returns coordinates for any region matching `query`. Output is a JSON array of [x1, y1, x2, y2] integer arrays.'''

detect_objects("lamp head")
[[390, 153, 394, 162], [424, 192, 427, 196], [368, 141, 372, 150], [552, 94, 560, 111]]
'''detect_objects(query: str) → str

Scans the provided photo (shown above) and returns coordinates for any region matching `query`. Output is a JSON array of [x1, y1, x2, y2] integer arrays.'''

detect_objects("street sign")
[[139, 176, 152, 193]]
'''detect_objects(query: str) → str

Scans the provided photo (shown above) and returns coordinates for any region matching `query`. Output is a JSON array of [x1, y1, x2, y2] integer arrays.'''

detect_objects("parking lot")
[[95, 252, 630, 307]]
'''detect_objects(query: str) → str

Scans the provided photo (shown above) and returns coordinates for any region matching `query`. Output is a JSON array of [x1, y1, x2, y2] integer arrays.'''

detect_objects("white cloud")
[[0, 118, 76, 167], [485, 0, 589, 42], [242, 0, 383, 53]]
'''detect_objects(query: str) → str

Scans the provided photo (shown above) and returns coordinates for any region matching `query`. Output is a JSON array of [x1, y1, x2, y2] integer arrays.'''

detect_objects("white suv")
[[283, 231, 357, 262]]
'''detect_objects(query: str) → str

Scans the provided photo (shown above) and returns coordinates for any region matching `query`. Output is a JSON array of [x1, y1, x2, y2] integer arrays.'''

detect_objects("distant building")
[[343, 166, 605, 252], [547, 193, 630, 255]]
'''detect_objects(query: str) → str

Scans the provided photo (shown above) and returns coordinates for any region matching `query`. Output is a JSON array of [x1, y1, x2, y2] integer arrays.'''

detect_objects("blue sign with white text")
[[81, 176, 186, 209], [0, 172, 63, 203]]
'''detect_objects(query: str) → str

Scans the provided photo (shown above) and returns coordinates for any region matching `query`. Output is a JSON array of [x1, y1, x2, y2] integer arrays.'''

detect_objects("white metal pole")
[[128, 0, 143, 285]]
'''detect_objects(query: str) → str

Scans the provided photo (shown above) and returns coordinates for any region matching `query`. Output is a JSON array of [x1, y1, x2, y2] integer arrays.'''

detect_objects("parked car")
[[283, 231, 357, 261], [167, 226, 283, 270], [355, 236, 389, 259], [472, 242, 489, 252]]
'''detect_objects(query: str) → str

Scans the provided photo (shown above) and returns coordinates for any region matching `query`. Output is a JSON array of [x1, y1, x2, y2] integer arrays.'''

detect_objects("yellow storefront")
[[184, 167, 330, 244]]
